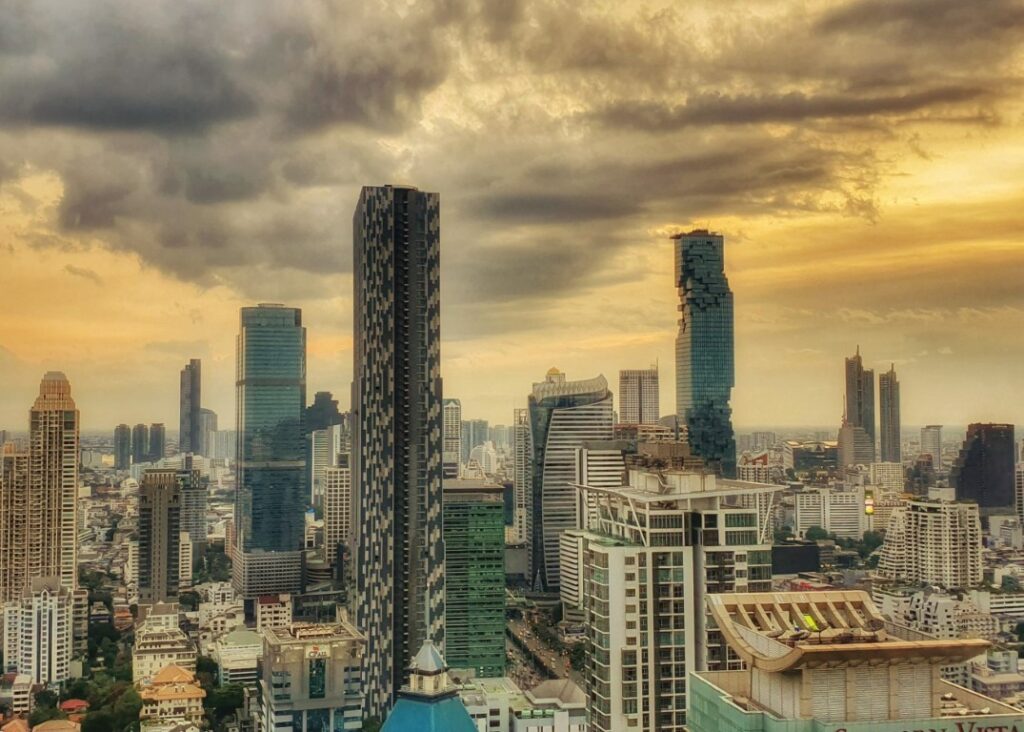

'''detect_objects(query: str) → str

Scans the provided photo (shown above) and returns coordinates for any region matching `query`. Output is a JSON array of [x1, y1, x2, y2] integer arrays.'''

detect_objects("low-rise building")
[[258, 622, 364, 731], [133, 627, 197, 683], [213, 628, 262, 686], [139, 664, 206, 727], [254, 594, 292, 631]]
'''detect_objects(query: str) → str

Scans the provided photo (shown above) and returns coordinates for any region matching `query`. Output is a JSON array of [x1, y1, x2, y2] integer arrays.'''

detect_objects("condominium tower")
[[673, 230, 736, 477], [442, 398, 462, 479], [132, 423, 149, 465], [0, 443, 29, 603], [528, 368, 613, 592], [179, 359, 202, 454], [29, 372, 79, 590], [920, 425, 943, 470], [878, 499, 983, 587], [138, 469, 183, 604], [352, 185, 445, 717], [114, 423, 131, 470], [879, 364, 901, 463], [618, 366, 659, 425], [844, 347, 875, 460], [232, 305, 307, 598], [511, 408, 532, 547]]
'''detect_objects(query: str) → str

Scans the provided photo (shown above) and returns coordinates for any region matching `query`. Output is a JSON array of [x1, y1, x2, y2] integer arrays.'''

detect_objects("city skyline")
[[1, 1, 1023, 432]]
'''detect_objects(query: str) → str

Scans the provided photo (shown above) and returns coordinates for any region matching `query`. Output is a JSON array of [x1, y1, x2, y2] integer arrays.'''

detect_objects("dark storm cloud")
[[0, 0, 1021, 318], [595, 87, 993, 131]]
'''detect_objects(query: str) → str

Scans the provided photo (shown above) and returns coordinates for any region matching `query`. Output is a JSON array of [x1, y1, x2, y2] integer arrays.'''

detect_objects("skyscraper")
[[138, 469, 183, 604], [442, 398, 462, 479], [29, 372, 79, 590], [442, 479, 506, 678], [2, 577, 74, 685], [879, 364, 901, 463], [618, 366, 659, 425], [460, 418, 488, 465], [132, 423, 149, 465], [1, 443, 29, 603], [951, 423, 1015, 513], [232, 304, 307, 598], [198, 408, 217, 457], [673, 230, 736, 477], [114, 423, 131, 469], [511, 408, 532, 548], [177, 459, 206, 566], [306, 391, 344, 432], [352, 185, 445, 717], [921, 425, 943, 470], [179, 358, 202, 454], [528, 368, 613, 592], [844, 347, 875, 460], [149, 423, 166, 463]]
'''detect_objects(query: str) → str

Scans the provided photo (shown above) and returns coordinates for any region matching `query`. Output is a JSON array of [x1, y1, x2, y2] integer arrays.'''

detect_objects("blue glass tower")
[[233, 304, 307, 597], [673, 230, 736, 477]]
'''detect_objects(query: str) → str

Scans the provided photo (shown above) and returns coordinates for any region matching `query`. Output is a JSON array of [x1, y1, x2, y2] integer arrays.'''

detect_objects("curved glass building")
[[528, 369, 613, 592]]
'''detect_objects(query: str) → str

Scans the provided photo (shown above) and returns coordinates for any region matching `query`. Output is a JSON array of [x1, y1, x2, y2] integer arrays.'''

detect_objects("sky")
[[1, 0, 1023, 433]]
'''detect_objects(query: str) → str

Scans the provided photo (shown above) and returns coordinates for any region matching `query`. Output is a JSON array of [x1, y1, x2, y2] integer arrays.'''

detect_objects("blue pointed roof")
[[381, 694, 477, 732]]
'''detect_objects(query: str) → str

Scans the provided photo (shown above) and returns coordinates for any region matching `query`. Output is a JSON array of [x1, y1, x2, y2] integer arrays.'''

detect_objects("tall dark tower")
[[879, 365, 901, 463], [673, 230, 736, 477], [113, 424, 131, 470], [149, 423, 166, 462], [844, 347, 876, 461], [353, 185, 445, 718], [179, 359, 202, 454], [131, 423, 149, 465], [952, 423, 1015, 514]]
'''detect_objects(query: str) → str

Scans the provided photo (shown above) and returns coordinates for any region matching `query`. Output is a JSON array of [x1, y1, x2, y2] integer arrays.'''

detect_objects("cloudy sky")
[[1, 0, 1023, 434]]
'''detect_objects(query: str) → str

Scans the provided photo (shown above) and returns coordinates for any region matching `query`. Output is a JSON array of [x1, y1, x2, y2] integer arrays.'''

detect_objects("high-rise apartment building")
[[921, 425, 943, 470], [177, 461, 206, 566], [528, 369, 613, 592], [460, 419, 489, 465], [198, 408, 217, 457], [952, 423, 1015, 513], [442, 398, 462, 479], [114, 423, 132, 470], [618, 366, 659, 425], [138, 469, 183, 604], [310, 424, 345, 506], [2, 576, 74, 684], [442, 479, 506, 678], [324, 459, 353, 570], [352, 185, 445, 717], [879, 364, 901, 463], [673, 230, 736, 477], [179, 359, 202, 455], [132, 423, 149, 465], [0, 443, 29, 603], [149, 423, 166, 462], [878, 499, 983, 587], [512, 408, 532, 547], [576, 470, 777, 731], [29, 372, 79, 590], [843, 347, 875, 461], [232, 305, 307, 598]]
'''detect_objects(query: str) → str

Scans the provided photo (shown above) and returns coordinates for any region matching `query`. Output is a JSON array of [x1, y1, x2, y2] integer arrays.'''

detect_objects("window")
[[309, 658, 326, 699]]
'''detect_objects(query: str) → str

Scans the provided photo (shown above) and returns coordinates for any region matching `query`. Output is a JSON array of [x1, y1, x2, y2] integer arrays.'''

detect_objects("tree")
[[805, 525, 830, 541], [363, 717, 382, 732], [28, 706, 64, 727], [110, 687, 142, 730], [206, 684, 245, 727], [82, 711, 115, 732], [179, 590, 201, 611]]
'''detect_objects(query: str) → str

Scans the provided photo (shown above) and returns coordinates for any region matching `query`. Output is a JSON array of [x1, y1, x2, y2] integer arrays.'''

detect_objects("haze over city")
[[2, 0, 1024, 430]]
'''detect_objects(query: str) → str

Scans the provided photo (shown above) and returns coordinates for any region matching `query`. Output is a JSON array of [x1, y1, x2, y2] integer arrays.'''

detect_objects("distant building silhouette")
[[879, 364, 901, 463], [132, 423, 149, 465], [149, 423, 166, 462], [844, 347, 875, 462], [114, 423, 131, 470], [179, 359, 202, 454], [619, 366, 660, 425], [952, 423, 1015, 514]]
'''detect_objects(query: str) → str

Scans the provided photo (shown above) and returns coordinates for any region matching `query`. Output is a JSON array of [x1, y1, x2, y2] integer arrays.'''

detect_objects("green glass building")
[[442, 479, 506, 678]]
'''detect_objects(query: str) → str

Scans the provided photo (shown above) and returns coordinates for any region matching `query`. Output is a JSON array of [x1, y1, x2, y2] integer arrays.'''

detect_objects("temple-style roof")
[[707, 591, 990, 672], [149, 664, 195, 685]]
